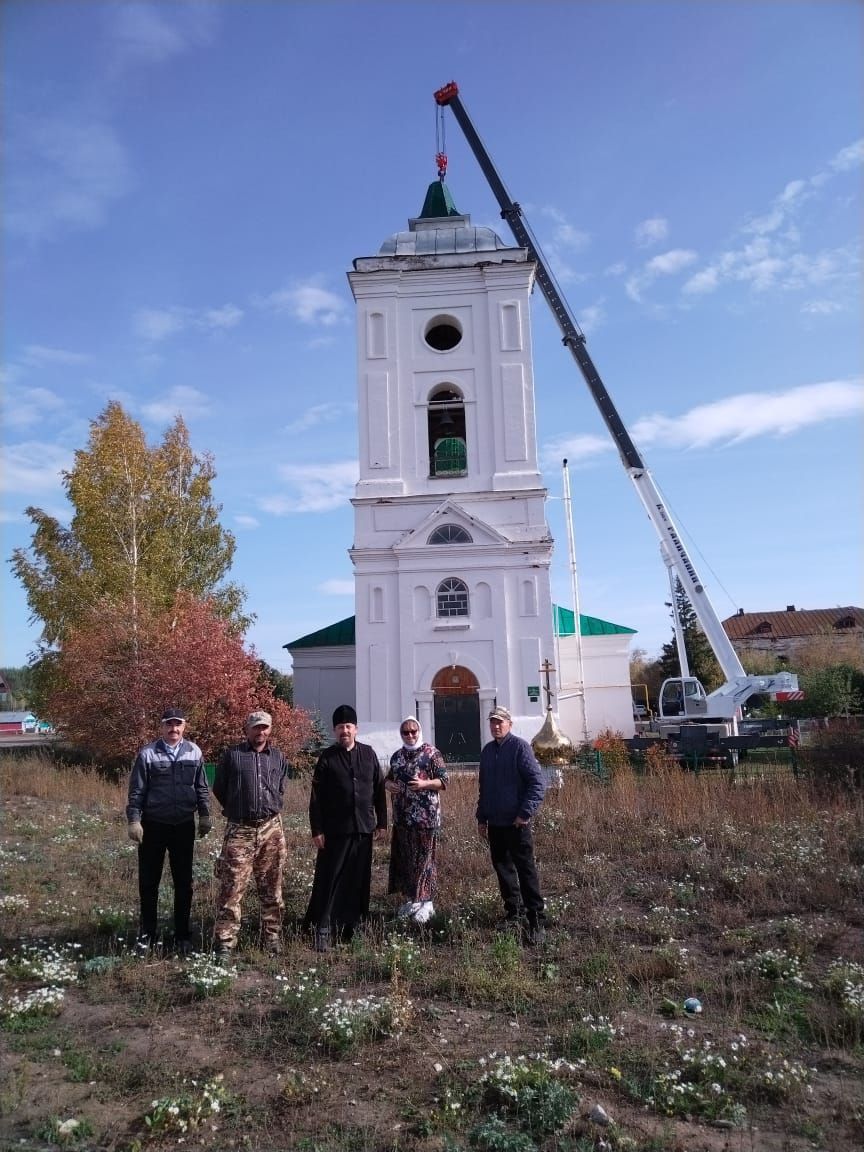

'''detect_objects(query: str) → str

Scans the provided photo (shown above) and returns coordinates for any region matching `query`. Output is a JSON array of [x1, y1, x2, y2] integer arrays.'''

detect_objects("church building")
[[287, 179, 636, 758]]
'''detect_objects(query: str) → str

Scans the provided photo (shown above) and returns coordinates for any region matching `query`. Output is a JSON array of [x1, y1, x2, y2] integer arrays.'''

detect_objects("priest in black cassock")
[[304, 705, 387, 951]]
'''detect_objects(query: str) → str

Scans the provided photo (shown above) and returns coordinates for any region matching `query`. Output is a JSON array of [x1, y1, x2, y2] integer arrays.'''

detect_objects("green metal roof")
[[553, 604, 636, 637], [419, 180, 460, 219], [285, 606, 633, 650], [284, 616, 356, 650]]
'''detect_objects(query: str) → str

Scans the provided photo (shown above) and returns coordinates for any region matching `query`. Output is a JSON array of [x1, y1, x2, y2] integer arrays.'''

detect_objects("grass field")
[[1, 753, 862, 1151]]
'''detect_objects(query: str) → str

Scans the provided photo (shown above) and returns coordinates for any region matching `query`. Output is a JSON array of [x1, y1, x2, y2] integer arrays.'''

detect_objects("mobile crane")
[[434, 81, 801, 730]]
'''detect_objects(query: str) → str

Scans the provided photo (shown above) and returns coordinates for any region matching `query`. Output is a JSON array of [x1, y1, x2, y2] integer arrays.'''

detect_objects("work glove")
[[128, 821, 144, 844], [197, 815, 213, 839]]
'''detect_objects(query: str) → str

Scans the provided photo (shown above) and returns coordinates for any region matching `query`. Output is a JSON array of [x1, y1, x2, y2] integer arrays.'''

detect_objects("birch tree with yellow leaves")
[[11, 402, 247, 648]]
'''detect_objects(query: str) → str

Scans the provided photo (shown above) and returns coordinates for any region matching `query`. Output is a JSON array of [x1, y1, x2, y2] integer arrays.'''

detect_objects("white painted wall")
[[556, 632, 636, 741], [289, 646, 356, 733]]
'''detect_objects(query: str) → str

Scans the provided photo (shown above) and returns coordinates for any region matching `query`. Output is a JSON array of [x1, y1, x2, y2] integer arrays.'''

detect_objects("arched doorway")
[[432, 665, 481, 762]]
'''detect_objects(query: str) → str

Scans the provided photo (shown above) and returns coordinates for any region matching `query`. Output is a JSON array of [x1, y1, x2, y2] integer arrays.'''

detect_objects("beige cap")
[[246, 710, 272, 728]]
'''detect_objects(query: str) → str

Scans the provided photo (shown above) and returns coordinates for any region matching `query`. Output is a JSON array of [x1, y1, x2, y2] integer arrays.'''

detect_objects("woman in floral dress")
[[385, 717, 448, 924]]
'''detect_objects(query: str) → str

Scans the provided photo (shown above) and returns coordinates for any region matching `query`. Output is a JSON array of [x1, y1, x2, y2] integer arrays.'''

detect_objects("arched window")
[[428, 387, 467, 476], [428, 524, 472, 545], [436, 577, 469, 618]]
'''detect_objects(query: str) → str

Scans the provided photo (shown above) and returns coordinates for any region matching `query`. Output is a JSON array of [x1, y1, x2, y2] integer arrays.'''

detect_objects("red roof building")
[[722, 605, 863, 661]]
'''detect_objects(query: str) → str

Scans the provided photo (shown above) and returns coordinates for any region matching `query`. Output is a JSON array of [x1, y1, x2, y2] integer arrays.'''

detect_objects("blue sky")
[[3, 0, 862, 675]]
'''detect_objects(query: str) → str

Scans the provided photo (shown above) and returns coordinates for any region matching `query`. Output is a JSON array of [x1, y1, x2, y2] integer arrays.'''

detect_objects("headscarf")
[[400, 715, 423, 752]]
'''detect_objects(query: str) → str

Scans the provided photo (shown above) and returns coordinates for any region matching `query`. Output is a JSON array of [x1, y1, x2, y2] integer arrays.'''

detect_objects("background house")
[[722, 605, 863, 664], [0, 711, 37, 735]]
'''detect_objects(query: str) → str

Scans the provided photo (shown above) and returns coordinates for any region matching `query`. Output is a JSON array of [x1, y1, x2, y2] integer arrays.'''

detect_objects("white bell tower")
[[347, 180, 556, 759]]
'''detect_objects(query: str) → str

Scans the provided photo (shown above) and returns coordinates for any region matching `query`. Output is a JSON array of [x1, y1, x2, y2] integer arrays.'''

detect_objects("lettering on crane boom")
[[654, 503, 703, 593]]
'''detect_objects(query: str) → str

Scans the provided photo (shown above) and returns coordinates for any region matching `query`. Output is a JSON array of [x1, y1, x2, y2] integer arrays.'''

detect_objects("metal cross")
[[539, 658, 556, 710]]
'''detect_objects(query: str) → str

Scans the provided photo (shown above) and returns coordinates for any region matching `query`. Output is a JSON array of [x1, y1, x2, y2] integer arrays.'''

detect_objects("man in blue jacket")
[[126, 708, 212, 954], [476, 706, 546, 945]]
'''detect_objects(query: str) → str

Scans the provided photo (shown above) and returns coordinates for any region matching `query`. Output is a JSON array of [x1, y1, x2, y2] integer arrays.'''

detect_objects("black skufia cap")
[[332, 704, 357, 727]]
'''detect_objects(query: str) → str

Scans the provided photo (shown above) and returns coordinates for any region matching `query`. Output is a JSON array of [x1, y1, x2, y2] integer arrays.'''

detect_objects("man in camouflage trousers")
[[212, 711, 290, 955]]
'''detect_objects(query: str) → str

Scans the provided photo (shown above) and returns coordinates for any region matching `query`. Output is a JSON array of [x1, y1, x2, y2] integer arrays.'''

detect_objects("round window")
[[424, 317, 462, 351]]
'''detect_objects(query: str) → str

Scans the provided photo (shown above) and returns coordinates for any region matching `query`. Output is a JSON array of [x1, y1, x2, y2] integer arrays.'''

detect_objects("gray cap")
[[488, 706, 512, 721]]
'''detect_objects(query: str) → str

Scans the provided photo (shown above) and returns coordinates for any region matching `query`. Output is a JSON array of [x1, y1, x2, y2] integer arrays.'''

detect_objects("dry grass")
[[1, 752, 863, 1151]]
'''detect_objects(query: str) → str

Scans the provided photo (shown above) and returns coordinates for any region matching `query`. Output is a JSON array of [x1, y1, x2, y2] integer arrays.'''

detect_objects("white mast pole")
[[562, 459, 589, 741]]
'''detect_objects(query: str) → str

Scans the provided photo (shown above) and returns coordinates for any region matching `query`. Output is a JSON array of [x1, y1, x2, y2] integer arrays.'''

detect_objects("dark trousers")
[[488, 824, 545, 925], [304, 834, 373, 939], [138, 820, 195, 940]]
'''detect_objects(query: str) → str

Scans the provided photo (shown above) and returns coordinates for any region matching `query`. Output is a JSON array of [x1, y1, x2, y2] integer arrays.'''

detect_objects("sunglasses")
[[401, 728, 419, 736]]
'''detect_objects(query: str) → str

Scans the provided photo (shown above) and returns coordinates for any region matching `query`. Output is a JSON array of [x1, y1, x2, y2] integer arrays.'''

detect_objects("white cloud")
[[684, 240, 857, 297], [1, 345, 91, 397], [537, 206, 590, 284], [626, 249, 698, 302], [682, 141, 862, 302], [0, 363, 24, 387], [0, 441, 72, 494], [134, 303, 244, 342], [743, 206, 787, 236], [541, 434, 611, 469], [632, 379, 863, 449], [284, 402, 355, 434], [778, 179, 807, 204], [576, 302, 605, 334], [134, 308, 187, 342], [203, 304, 243, 330], [801, 299, 843, 315], [107, 1, 217, 66], [318, 579, 354, 596], [23, 345, 91, 367], [830, 138, 864, 172], [634, 217, 668, 248], [540, 206, 590, 252], [682, 267, 720, 296], [542, 380, 863, 467], [234, 514, 261, 529], [645, 250, 698, 276], [110, 2, 186, 63], [139, 385, 211, 423], [3, 387, 67, 429], [258, 280, 348, 327], [6, 113, 132, 241], [262, 461, 358, 514]]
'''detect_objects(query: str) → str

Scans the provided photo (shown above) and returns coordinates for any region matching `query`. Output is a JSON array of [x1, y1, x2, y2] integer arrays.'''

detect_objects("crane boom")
[[435, 81, 800, 718]]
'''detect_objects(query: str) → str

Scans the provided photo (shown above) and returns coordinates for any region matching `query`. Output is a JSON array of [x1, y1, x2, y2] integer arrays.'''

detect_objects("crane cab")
[[659, 676, 708, 719]]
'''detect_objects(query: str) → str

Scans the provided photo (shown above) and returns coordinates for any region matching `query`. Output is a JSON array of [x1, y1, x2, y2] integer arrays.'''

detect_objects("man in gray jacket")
[[476, 706, 546, 945], [126, 708, 212, 954]]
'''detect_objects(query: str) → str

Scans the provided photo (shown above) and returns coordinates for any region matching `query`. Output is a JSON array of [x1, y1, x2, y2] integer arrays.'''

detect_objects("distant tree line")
[[0, 666, 35, 711]]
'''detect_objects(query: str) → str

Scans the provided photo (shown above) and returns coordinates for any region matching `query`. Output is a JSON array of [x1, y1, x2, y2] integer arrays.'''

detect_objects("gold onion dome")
[[531, 708, 574, 765]]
